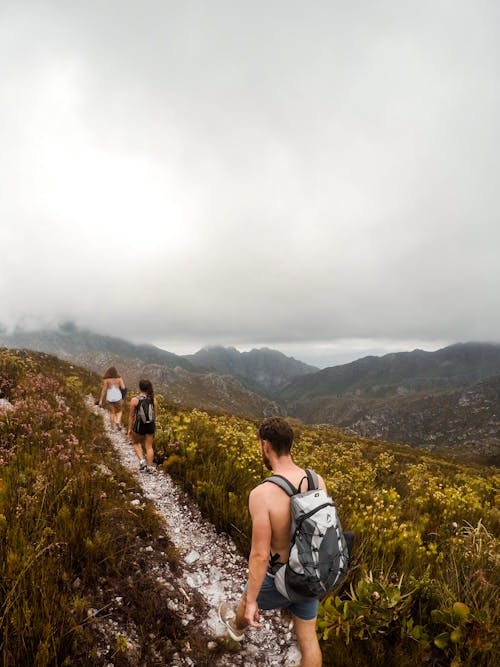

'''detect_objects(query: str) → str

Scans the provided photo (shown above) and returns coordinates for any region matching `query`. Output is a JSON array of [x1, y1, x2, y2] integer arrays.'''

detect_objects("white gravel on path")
[[92, 402, 302, 667]]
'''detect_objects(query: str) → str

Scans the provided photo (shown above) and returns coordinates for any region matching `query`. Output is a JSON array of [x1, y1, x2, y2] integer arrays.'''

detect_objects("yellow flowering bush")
[[157, 406, 499, 666]]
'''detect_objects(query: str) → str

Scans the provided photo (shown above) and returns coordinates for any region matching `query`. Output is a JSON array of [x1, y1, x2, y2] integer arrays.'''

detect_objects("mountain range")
[[185, 345, 317, 395], [1, 325, 499, 464], [279, 342, 500, 400]]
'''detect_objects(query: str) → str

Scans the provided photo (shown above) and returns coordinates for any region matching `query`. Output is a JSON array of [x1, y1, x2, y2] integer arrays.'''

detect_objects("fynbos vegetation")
[[0, 349, 215, 666], [159, 411, 499, 666], [1, 348, 498, 666]]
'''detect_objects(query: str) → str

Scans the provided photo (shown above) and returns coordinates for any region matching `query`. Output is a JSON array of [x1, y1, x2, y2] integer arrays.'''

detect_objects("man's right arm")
[[245, 486, 272, 627]]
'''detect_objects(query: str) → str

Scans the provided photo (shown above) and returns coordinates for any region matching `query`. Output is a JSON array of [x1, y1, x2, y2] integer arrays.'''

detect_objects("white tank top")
[[106, 384, 122, 402]]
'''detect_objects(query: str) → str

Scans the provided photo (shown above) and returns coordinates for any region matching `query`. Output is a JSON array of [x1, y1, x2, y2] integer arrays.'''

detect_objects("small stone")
[[185, 550, 200, 564]]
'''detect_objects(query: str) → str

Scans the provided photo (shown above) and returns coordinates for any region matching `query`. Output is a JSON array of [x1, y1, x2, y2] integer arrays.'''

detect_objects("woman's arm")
[[98, 379, 107, 406], [127, 398, 138, 436]]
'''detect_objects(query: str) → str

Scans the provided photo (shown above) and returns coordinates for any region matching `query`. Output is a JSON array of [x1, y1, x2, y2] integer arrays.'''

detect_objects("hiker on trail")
[[128, 379, 157, 474], [219, 416, 328, 667], [98, 366, 126, 430]]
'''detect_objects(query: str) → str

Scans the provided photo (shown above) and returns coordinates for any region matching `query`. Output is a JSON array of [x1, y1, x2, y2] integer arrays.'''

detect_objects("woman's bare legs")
[[130, 433, 146, 462], [144, 434, 154, 466], [108, 408, 116, 429]]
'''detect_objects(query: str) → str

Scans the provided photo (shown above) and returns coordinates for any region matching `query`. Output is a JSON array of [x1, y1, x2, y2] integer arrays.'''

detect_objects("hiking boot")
[[139, 459, 147, 470], [145, 465, 156, 474], [218, 602, 245, 642]]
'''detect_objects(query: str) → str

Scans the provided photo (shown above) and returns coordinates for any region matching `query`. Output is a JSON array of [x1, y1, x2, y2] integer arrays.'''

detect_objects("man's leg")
[[218, 592, 249, 641], [233, 591, 249, 632], [292, 615, 322, 667]]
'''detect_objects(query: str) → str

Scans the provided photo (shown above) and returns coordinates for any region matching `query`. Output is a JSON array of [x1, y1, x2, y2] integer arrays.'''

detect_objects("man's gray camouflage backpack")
[[264, 469, 351, 602]]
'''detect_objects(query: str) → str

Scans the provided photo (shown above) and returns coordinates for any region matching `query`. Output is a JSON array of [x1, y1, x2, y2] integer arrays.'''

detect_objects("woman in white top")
[[98, 366, 126, 430]]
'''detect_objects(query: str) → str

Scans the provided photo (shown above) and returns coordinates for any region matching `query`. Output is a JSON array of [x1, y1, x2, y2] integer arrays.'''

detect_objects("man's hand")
[[244, 600, 260, 628]]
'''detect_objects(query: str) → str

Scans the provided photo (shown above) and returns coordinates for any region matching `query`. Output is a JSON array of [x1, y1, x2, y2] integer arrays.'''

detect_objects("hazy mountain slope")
[[0, 323, 194, 372], [279, 342, 500, 400], [115, 358, 280, 418], [286, 374, 500, 465], [184, 345, 318, 395], [0, 325, 279, 419]]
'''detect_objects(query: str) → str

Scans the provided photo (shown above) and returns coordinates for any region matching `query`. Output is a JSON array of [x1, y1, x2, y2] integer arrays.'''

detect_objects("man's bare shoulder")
[[249, 479, 284, 504], [317, 473, 327, 491], [249, 482, 269, 502]]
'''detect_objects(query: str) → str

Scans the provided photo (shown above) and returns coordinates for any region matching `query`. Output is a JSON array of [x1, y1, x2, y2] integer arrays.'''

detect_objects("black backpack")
[[134, 396, 154, 428], [264, 469, 350, 602]]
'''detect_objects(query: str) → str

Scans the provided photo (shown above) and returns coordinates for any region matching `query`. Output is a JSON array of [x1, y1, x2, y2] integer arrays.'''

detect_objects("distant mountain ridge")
[[184, 345, 318, 396], [279, 342, 500, 400]]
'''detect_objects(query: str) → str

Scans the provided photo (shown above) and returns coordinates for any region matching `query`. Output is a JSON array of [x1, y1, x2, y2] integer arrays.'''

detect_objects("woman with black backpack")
[[127, 379, 157, 473]]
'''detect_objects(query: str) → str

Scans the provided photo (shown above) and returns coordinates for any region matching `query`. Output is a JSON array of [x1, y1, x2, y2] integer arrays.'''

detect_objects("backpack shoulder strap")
[[262, 474, 298, 496], [305, 469, 319, 490]]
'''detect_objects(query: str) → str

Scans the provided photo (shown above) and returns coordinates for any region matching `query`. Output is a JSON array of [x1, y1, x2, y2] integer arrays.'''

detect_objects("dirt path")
[[93, 402, 302, 667]]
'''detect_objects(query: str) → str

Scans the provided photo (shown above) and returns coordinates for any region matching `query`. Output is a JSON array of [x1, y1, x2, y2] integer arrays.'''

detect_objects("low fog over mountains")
[[1, 325, 499, 464]]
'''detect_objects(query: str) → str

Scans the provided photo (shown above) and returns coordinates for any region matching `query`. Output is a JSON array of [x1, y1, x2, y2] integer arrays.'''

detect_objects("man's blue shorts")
[[246, 572, 319, 621]]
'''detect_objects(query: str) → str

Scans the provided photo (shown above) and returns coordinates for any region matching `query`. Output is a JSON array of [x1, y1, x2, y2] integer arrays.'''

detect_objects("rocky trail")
[[91, 402, 302, 666]]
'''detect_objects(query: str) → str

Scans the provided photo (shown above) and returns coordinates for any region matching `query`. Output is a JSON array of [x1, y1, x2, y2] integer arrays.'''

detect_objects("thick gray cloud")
[[1, 1, 499, 366]]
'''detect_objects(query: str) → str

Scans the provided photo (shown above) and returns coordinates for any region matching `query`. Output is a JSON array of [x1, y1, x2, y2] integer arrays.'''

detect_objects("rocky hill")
[[287, 373, 500, 465], [184, 345, 318, 396]]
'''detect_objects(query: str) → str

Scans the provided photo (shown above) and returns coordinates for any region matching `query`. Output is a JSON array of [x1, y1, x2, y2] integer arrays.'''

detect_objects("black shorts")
[[133, 421, 156, 436]]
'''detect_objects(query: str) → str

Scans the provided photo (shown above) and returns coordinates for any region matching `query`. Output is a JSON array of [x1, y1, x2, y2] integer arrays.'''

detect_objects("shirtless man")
[[219, 416, 324, 667]]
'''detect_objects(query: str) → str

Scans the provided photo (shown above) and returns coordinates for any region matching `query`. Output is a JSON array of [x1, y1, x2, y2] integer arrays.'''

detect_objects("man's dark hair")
[[258, 417, 294, 456]]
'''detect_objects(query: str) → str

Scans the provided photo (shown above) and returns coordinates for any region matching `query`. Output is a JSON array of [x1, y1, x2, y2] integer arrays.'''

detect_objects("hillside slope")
[[279, 342, 500, 400], [0, 323, 194, 371], [184, 345, 318, 395], [0, 326, 279, 419], [287, 373, 500, 465]]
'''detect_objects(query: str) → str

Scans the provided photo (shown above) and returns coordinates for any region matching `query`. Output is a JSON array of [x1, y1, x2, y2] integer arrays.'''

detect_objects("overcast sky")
[[1, 1, 499, 368]]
